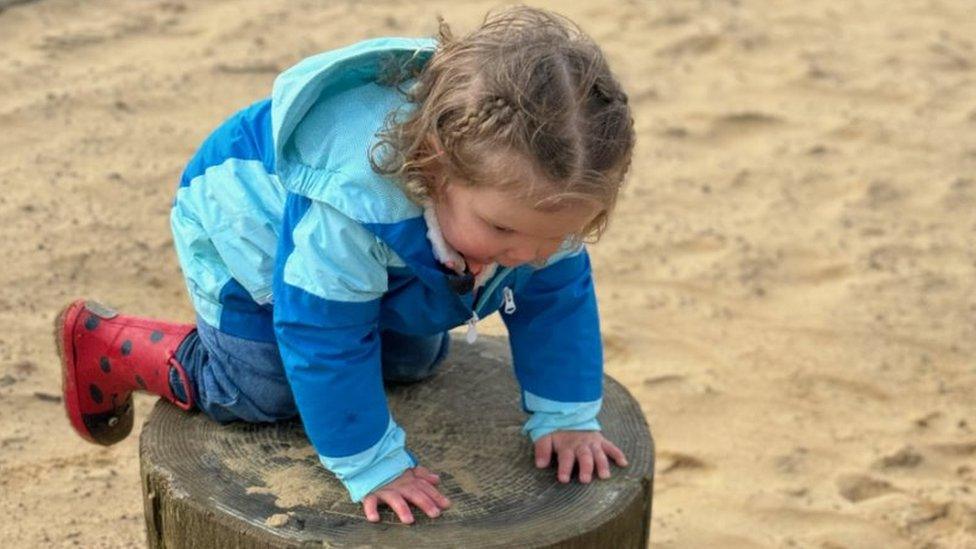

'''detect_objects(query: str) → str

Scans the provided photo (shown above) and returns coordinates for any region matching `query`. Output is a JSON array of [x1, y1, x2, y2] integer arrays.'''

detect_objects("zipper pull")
[[465, 311, 479, 344], [502, 287, 517, 314]]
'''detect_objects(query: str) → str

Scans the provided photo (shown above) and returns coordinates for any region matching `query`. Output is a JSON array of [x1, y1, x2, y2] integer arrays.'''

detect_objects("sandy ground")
[[0, 0, 974, 547]]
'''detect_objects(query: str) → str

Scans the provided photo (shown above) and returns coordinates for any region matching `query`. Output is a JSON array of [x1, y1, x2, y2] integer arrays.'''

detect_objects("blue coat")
[[171, 37, 604, 502]]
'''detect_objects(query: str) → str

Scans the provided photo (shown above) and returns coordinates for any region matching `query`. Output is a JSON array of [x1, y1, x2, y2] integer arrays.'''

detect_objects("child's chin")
[[463, 255, 491, 267]]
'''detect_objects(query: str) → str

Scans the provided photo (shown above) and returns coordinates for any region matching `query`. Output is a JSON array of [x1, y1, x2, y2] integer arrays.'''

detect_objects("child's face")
[[432, 176, 598, 272]]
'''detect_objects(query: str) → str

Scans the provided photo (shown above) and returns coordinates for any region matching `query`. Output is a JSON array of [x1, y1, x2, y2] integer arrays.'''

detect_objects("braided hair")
[[370, 5, 635, 242]]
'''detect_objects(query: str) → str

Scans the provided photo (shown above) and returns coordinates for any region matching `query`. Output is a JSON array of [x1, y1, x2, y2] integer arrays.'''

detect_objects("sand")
[[0, 0, 973, 547]]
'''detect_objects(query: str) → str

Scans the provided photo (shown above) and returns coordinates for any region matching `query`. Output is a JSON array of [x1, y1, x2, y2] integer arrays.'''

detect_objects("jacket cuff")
[[317, 418, 416, 502], [521, 391, 603, 442]]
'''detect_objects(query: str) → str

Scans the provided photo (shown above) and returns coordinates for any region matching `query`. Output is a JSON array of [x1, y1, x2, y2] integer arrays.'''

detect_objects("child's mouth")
[[465, 257, 487, 276]]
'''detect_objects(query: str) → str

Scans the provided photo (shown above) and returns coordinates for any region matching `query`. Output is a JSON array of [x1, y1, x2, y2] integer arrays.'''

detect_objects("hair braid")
[[443, 96, 518, 149]]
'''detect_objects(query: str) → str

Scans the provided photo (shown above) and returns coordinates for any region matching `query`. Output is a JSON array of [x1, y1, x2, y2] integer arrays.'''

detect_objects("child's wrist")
[[524, 419, 601, 442]]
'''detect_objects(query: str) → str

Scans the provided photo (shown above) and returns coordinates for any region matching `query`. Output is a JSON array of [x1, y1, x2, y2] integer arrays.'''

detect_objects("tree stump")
[[140, 335, 654, 548]]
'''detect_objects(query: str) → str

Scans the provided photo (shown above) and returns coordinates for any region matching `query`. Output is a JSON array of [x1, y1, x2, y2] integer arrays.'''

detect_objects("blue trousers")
[[171, 317, 450, 423]]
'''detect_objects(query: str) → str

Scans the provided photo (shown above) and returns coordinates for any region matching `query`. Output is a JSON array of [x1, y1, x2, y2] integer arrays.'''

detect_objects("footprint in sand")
[[928, 440, 976, 457], [835, 473, 897, 503], [774, 447, 809, 475], [663, 112, 786, 142], [793, 374, 891, 404], [859, 179, 905, 210], [708, 112, 785, 140], [942, 177, 975, 210], [913, 411, 943, 429], [655, 33, 723, 57], [657, 451, 707, 475], [871, 446, 924, 470], [642, 374, 686, 387], [602, 333, 632, 364]]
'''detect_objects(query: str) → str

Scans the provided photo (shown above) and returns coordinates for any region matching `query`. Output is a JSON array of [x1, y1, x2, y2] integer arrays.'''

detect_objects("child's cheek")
[[452, 226, 497, 261], [441, 219, 477, 257]]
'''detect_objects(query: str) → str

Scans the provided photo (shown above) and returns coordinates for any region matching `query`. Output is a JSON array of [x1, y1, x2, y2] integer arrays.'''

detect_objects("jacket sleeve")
[[272, 193, 414, 502], [501, 244, 604, 441]]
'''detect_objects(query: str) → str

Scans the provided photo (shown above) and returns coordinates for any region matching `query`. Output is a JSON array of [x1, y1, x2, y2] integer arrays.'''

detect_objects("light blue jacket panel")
[[171, 37, 605, 502], [171, 98, 281, 343]]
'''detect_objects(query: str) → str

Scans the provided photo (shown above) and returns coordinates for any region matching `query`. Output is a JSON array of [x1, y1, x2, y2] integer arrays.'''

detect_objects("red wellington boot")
[[55, 299, 196, 445]]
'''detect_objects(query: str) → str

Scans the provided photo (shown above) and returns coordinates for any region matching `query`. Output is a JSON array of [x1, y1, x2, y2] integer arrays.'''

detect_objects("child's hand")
[[361, 466, 451, 524], [534, 430, 629, 483]]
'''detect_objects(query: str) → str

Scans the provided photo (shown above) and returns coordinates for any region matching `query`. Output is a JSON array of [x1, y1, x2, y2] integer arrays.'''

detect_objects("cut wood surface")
[[140, 335, 655, 548]]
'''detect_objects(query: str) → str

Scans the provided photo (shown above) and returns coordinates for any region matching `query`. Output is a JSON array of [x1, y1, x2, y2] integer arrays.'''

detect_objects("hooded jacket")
[[170, 37, 604, 502]]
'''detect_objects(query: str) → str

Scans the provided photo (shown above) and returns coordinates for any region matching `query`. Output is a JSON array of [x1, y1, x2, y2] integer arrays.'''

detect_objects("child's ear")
[[426, 167, 450, 203], [420, 150, 449, 203]]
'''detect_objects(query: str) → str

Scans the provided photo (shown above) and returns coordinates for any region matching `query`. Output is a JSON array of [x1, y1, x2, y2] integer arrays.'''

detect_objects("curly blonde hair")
[[369, 5, 635, 241]]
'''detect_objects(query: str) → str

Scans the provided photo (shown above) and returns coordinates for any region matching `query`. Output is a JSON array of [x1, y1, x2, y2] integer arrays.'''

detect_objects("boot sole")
[[55, 299, 97, 444]]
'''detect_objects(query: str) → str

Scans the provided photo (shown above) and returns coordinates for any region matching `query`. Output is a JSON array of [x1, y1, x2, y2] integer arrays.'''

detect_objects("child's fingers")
[[378, 491, 415, 524], [576, 447, 595, 483], [556, 447, 576, 483], [592, 443, 612, 479], [534, 436, 553, 468], [601, 439, 629, 467], [362, 494, 381, 522], [412, 466, 441, 485], [417, 478, 452, 509], [401, 485, 442, 519]]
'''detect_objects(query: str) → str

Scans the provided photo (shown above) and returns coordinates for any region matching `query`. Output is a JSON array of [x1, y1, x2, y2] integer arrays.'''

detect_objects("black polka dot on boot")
[[121, 340, 132, 356], [99, 357, 111, 373], [84, 315, 100, 331], [90, 384, 103, 404], [150, 330, 164, 343]]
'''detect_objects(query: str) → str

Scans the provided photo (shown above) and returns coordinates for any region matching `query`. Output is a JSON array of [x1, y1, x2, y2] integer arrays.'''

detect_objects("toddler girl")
[[55, 6, 635, 524]]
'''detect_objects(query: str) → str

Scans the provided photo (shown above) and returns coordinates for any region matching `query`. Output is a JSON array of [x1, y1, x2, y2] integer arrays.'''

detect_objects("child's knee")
[[198, 373, 296, 423], [238, 382, 297, 422], [380, 330, 450, 383], [190, 324, 297, 422]]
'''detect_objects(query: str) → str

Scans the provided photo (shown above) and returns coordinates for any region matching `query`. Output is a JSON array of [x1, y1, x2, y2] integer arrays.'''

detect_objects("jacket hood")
[[270, 37, 436, 225], [269, 37, 473, 291]]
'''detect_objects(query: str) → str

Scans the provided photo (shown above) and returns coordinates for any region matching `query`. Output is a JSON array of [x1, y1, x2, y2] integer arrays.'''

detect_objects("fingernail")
[[536, 460, 546, 468]]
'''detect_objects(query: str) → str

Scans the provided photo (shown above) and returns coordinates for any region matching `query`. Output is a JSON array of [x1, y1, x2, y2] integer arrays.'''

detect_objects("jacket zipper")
[[502, 287, 517, 314], [465, 267, 514, 344]]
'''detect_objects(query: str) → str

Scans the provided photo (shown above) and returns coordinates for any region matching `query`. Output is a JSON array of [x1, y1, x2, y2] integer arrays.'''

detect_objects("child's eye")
[[492, 224, 514, 234]]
